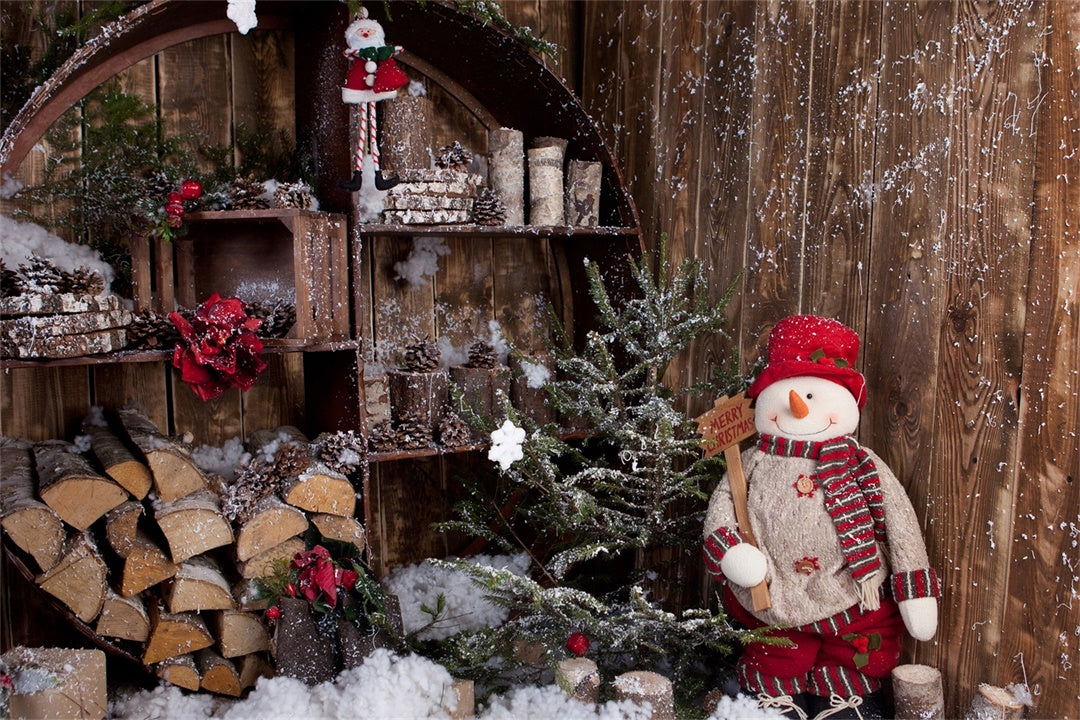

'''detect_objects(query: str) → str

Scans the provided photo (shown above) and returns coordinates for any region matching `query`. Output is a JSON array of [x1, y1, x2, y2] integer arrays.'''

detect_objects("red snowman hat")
[[747, 315, 867, 408]]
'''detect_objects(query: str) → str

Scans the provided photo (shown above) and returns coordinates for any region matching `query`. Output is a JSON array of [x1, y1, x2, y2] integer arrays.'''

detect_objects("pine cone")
[[221, 457, 281, 523], [247, 299, 296, 338], [438, 412, 472, 448], [472, 187, 507, 226], [144, 170, 175, 199], [466, 341, 498, 369], [401, 335, 440, 373], [64, 266, 106, 296], [0, 260, 21, 298], [368, 421, 401, 453], [317, 431, 366, 475], [229, 174, 270, 209], [17, 255, 64, 294], [126, 310, 182, 349], [435, 141, 473, 171], [273, 181, 316, 210], [396, 410, 433, 449], [273, 442, 311, 479]]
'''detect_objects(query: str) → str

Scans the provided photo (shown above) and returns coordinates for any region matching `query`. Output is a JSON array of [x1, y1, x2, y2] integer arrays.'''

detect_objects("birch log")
[[234, 496, 308, 562], [565, 160, 602, 227], [104, 501, 144, 558], [157, 654, 201, 691], [34, 440, 128, 531], [488, 128, 524, 225], [382, 95, 433, 173], [892, 664, 945, 720], [155, 489, 234, 562], [210, 609, 270, 658], [528, 145, 564, 226], [143, 603, 214, 664], [36, 532, 108, 623], [613, 671, 675, 720], [84, 420, 152, 499], [0, 437, 65, 571], [166, 556, 235, 613], [118, 406, 206, 503], [96, 589, 150, 643], [196, 649, 242, 697], [965, 684, 1025, 720]]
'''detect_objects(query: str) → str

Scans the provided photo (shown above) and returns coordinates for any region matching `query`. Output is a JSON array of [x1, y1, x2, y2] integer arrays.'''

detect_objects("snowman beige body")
[[706, 375, 938, 639]]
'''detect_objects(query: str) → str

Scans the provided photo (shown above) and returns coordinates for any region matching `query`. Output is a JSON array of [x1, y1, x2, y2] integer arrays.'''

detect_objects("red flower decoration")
[[170, 294, 266, 401], [288, 545, 363, 612]]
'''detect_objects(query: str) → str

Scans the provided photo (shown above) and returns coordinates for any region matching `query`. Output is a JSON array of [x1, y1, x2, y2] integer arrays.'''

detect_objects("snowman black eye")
[[806, 393, 813, 399]]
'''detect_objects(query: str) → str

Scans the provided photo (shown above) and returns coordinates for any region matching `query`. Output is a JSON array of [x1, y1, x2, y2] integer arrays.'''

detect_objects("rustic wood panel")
[[538, 0, 580, 92], [738, 0, 815, 365], [1002, 1, 1080, 716], [158, 36, 232, 174], [231, 29, 296, 170], [241, 354, 305, 439], [371, 458, 448, 575], [926, 2, 1044, 714], [91, 364, 168, 433], [0, 367, 89, 441]]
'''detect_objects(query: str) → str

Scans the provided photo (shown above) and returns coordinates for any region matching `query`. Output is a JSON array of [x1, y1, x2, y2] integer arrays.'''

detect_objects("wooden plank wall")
[[578, 0, 1079, 715]]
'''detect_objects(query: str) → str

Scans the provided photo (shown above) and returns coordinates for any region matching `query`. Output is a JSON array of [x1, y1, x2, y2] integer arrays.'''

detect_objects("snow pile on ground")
[[479, 684, 649, 720], [0, 214, 115, 289], [384, 553, 531, 640]]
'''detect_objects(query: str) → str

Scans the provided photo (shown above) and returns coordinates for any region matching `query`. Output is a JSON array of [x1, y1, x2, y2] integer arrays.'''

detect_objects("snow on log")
[[156, 654, 201, 692], [210, 609, 270, 658], [280, 466, 355, 517], [154, 489, 233, 562], [556, 657, 600, 704], [382, 95, 432, 173], [118, 406, 207, 503], [83, 420, 152, 499], [0, 437, 65, 572], [35, 532, 107, 623], [613, 670, 675, 720], [382, 208, 471, 225], [1, 326, 127, 359], [196, 648, 242, 697], [104, 501, 143, 558], [527, 145, 564, 226], [965, 683, 1025, 720], [120, 530, 180, 596], [96, 588, 150, 643], [892, 664, 945, 720], [488, 128, 524, 225], [565, 160, 602, 227], [143, 603, 214, 664], [33, 440, 128, 531], [311, 513, 366, 553], [165, 556, 235, 613], [0, 292, 122, 317], [234, 496, 308, 563]]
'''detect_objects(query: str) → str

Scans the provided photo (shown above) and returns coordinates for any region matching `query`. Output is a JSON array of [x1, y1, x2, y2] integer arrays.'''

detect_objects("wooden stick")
[[723, 445, 771, 611]]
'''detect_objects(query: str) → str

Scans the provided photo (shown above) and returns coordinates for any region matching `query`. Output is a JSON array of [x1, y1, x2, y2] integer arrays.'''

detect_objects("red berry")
[[265, 605, 281, 622], [565, 632, 589, 656], [286, 582, 297, 597], [166, 201, 185, 216], [167, 215, 183, 228], [180, 179, 203, 200], [167, 190, 183, 203]]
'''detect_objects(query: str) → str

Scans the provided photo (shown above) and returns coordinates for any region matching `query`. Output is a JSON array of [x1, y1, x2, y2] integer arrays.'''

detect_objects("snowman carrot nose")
[[789, 390, 809, 419]]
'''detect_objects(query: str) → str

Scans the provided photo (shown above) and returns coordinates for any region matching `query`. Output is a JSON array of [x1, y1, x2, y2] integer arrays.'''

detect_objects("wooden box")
[[133, 209, 351, 344], [2, 647, 107, 720]]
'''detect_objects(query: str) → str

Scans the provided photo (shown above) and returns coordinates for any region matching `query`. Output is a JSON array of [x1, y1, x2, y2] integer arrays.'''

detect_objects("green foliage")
[[201, 122, 313, 188], [403, 0, 557, 57]]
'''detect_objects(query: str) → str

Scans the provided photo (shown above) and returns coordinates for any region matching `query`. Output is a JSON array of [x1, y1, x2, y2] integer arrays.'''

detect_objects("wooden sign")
[[695, 393, 771, 611]]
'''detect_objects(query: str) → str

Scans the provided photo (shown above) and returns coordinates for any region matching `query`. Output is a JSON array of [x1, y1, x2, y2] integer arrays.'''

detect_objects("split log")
[[36, 532, 107, 623], [104, 501, 144, 558], [488, 127, 524, 225], [965, 683, 1025, 720], [118, 406, 206, 503], [0, 291, 122, 316], [211, 610, 270, 657], [311, 513, 366, 553], [2, 647, 107, 720], [156, 654, 201, 691], [565, 159, 602, 227], [527, 145, 564, 226], [143, 603, 214, 664], [236, 652, 274, 689], [196, 649, 242, 697], [234, 496, 308, 563], [155, 489, 234, 562], [556, 657, 600, 704], [96, 589, 150, 643], [381, 95, 433, 173], [388, 369, 448, 427], [120, 530, 180, 596], [1, 326, 127, 359], [892, 664, 945, 720], [83, 420, 152, 499], [237, 535, 305, 580], [0, 437, 65, 571], [34, 440, 128, 531], [166, 556, 235, 613], [281, 467, 355, 517], [234, 578, 269, 611], [613, 670, 675, 720], [273, 596, 337, 685], [444, 678, 475, 720]]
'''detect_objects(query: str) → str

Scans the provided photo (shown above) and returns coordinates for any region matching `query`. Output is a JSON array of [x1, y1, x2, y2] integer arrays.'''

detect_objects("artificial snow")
[[227, 0, 257, 35], [191, 437, 251, 482], [0, 214, 115, 290], [350, 153, 388, 223], [520, 359, 551, 389], [394, 236, 450, 288], [488, 419, 526, 471], [1, 171, 24, 199], [707, 694, 786, 719], [479, 684, 649, 720], [384, 553, 531, 641]]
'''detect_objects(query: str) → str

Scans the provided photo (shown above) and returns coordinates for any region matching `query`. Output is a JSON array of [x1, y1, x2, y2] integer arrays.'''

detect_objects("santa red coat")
[[342, 47, 408, 104]]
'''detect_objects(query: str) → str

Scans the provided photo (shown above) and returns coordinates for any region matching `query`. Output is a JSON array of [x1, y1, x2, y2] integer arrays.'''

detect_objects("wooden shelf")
[[368, 428, 587, 463], [0, 338, 360, 369], [357, 224, 640, 238]]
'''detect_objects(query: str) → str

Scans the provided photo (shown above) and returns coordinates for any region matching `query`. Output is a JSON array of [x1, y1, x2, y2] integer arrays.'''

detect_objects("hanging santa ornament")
[[339, 6, 409, 192]]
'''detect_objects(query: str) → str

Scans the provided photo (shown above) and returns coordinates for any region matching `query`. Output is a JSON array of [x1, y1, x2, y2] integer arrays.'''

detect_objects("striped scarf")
[[759, 434, 886, 587]]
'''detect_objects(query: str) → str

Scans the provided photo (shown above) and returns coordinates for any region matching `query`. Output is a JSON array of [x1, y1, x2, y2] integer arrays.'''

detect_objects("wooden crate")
[[133, 209, 350, 344]]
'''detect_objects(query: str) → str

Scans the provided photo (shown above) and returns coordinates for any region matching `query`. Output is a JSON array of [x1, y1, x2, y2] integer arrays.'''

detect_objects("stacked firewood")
[[0, 412, 366, 697], [381, 169, 483, 225], [0, 257, 129, 359]]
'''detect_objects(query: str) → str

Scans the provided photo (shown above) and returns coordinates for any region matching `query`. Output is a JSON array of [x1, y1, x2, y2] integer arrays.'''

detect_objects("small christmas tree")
[[426, 236, 760, 708]]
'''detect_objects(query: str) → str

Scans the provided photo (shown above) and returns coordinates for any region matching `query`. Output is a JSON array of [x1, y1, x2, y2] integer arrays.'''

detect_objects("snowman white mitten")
[[898, 597, 938, 641], [720, 543, 768, 587]]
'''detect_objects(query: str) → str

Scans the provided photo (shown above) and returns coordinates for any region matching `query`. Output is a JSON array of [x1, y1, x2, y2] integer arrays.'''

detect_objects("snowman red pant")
[[724, 586, 904, 698]]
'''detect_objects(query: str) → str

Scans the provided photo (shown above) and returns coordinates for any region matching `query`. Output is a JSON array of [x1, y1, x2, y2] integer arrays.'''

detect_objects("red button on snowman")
[[703, 315, 940, 717]]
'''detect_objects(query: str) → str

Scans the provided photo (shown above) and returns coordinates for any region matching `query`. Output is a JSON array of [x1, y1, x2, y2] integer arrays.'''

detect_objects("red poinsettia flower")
[[169, 293, 266, 401]]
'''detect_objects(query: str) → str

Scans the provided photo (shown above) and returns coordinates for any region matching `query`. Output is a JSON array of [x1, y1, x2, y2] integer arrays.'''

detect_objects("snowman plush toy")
[[703, 315, 940, 719]]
